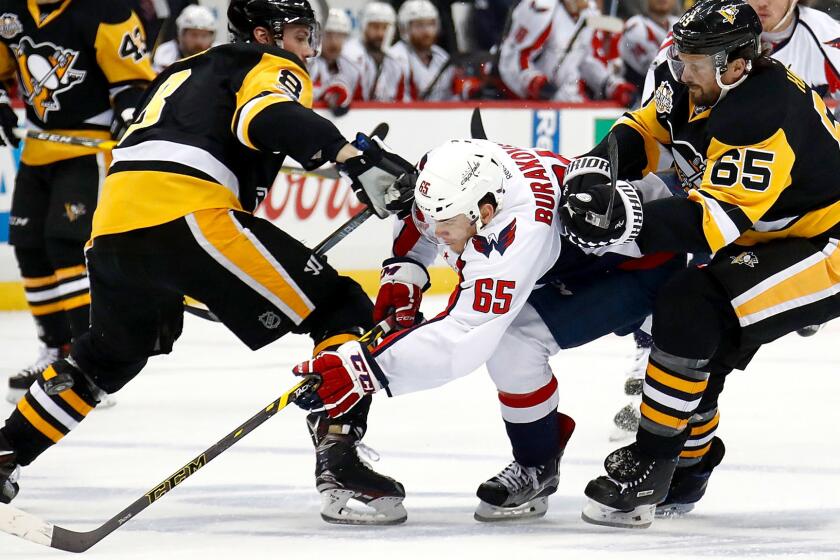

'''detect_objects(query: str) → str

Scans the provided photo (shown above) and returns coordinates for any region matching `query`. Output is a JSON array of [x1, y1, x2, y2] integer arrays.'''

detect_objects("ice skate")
[[656, 437, 725, 517], [308, 415, 406, 525], [0, 432, 19, 504], [474, 413, 575, 522], [7, 344, 69, 404], [582, 442, 677, 529], [609, 338, 649, 441]]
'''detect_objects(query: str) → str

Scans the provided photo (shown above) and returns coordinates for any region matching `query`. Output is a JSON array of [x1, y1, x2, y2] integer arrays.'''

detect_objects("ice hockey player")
[[561, 0, 840, 528], [613, 0, 840, 441], [292, 138, 688, 521], [387, 0, 454, 101], [497, 0, 636, 104], [0, 0, 416, 527], [619, 0, 679, 93], [342, 1, 403, 101], [152, 4, 218, 72], [1, 0, 155, 406], [309, 8, 358, 116]]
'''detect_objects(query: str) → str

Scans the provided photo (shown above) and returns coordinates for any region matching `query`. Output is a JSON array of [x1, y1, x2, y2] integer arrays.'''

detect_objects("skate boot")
[[307, 413, 406, 525], [609, 335, 650, 442], [7, 344, 70, 404], [796, 324, 823, 337], [582, 442, 678, 529], [474, 413, 575, 522], [656, 437, 725, 517], [0, 432, 20, 504]]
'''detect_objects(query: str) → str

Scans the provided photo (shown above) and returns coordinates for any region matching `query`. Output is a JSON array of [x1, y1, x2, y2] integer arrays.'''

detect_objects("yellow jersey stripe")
[[30, 300, 66, 316], [646, 363, 709, 395], [22, 275, 59, 289], [640, 402, 689, 430], [17, 397, 63, 443], [55, 265, 87, 280]]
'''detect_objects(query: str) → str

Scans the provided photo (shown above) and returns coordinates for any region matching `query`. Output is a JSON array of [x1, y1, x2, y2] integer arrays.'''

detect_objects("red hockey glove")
[[373, 257, 430, 328], [608, 80, 637, 108], [292, 341, 388, 418]]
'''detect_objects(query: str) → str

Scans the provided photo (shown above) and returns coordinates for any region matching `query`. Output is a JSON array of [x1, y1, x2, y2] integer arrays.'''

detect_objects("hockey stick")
[[0, 374, 321, 553], [0, 316, 397, 553], [10, 128, 341, 179], [470, 107, 488, 140], [584, 131, 619, 228]]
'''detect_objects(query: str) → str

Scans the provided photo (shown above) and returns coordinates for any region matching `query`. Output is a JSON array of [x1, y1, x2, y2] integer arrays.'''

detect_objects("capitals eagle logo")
[[13, 37, 86, 121], [472, 218, 517, 257]]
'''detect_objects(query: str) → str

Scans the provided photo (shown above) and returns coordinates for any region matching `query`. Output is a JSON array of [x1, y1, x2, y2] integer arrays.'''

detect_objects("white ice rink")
[[0, 296, 838, 559]]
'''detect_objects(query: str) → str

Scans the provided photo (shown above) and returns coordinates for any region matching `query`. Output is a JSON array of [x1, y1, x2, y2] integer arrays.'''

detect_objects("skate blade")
[[320, 489, 407, 526], [474, 496, 548, 522], [581, 499, 654, 529], [655, 502, 695, 518]]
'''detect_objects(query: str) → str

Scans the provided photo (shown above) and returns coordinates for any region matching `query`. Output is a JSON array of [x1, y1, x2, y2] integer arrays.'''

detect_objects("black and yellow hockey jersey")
[[0, 0, 155, 165], [591, 59, 840, 254], [91, 41, 348, 239]]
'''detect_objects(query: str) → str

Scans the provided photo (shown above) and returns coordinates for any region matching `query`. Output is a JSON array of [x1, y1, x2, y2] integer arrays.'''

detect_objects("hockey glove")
[[110, 107, 136, 141], [373, 257, 431, 328], [292, 341, 388, 418], [560, 180, 644, 248], [561, 155, 612, 204], [0, 93, 19, 148], [341, 132, 417, 218]]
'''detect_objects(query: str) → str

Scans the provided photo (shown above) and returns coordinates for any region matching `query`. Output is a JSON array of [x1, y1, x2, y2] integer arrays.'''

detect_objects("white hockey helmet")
[[361, 1, 396, 27], [398, 0, 439, 35], [324, 8, 352, 34], [176, 4, 217, 33], [414, 140, 506, 233]]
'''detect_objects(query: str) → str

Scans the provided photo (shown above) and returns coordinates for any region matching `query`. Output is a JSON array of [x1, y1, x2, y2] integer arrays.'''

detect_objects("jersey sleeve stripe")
[[687, 190, 746, 251], [519, 23, 553, 71], [233, 92, 291, 150]]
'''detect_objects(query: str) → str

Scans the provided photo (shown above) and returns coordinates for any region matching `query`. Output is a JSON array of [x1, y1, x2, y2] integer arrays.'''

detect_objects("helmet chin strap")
[[710, 58, 751, 106], [769, 0, 798, 33]]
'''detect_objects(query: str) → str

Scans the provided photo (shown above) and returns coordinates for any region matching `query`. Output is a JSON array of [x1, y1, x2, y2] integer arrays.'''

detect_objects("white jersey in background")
[[642, 6, 840, 100], [497, 0, 617, 100], [342, 37, 405, 101], [309, 54, 362, 106], [619, 14, 678, 81], [152, 39, 221, 73], [388, 40, 454, 101], [372, 141, 567, 396]]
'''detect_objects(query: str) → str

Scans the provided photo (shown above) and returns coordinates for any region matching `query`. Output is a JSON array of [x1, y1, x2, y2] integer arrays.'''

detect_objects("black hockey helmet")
[[228, 0, 320, 49], [672, 0, 762, 60]]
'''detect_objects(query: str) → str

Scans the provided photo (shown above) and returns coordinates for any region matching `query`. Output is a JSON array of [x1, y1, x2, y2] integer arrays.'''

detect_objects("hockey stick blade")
[[0, 375, 322, 553], [585, 132, 619, 229], [470, 107, 488, 139]]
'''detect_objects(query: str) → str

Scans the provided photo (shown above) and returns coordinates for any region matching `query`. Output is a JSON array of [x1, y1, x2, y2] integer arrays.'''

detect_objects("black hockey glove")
[[560, 180, 644, 249], [340, 132, 417, 218], [561, 155, 612, 204], [0, 93, 19, 148]]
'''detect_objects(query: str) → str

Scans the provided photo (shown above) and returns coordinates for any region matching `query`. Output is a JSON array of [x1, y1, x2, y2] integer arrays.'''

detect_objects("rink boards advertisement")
[[0, 104, 622, 307]]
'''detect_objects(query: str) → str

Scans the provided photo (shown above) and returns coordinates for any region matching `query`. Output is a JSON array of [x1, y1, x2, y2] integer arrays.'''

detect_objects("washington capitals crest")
[[13, 37, 86, 121], [472, 219, 517, 257]]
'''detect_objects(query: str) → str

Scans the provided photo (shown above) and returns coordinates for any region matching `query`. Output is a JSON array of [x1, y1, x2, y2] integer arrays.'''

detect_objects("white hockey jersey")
[[152, 39, 221, 73], [308, 54, 361, 106], [619, 14, 678, 78], [371, 141, 568, 395], [497, 0, 615, 100], [387, 40, 454, 101], [342, 37, 405, 101], [642, 6, 840, 101]]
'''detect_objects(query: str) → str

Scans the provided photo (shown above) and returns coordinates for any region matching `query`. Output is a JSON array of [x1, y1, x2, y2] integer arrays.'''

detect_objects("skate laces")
[[496, 461, 539, 492], [354, 442, 381, 463], [16, 345, 62, 377]]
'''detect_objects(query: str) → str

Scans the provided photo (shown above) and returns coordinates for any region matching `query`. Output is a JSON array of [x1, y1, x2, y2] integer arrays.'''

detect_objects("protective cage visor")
[[666, 43, 721, 84]]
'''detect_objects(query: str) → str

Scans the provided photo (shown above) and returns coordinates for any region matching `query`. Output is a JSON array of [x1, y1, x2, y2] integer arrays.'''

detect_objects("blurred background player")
[[496, 0, 636, 105], [2, 0, 155, 406], [388, 0, 454, 101], [619, 0, 679, 92], [342, 1, 403, 101], [152, 4, 219, 72], [309, 8, 359, 116]]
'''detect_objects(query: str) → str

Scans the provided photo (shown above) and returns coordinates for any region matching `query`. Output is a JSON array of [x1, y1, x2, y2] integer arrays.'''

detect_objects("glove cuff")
[[0, 91, 10, 105], [565, 181, 643, 249], [381, 256, 431, 291], [336, 341, 388, 393], [564, 156, 611, 186]]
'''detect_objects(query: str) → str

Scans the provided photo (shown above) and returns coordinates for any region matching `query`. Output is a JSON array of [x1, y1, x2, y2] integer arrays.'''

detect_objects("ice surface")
[[0, 296, 838, 559]]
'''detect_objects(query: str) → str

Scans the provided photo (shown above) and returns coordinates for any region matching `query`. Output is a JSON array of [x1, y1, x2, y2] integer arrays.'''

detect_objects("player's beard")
[[687, 83, 720, 107]]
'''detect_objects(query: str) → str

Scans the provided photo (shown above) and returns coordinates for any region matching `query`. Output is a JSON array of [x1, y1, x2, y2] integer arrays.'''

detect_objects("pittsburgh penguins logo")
[[717, 5, 739, 25], [13, 37, 86, 121], [730, 251, 758, 267]]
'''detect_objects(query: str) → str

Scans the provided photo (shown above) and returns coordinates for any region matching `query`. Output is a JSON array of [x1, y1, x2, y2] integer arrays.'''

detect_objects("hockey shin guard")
[[45, 238, 90, 340], [2, 359, 100, 465], [14, 246, 71, 347]]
